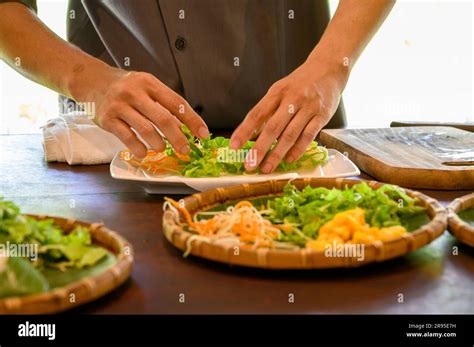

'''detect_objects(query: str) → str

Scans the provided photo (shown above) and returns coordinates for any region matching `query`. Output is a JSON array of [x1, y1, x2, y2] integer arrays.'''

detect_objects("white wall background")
[[0, 0, 67, 134], [330, 0, 473, 127], [0, 0, 472, 133]]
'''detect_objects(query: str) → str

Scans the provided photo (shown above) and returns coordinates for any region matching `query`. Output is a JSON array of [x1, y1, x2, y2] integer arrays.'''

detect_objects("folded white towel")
[[42, 113, 125, 165]]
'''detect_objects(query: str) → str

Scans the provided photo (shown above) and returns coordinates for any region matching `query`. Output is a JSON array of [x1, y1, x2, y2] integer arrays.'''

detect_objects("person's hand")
[[84, 67, 209, 158], [231, 59, 347, 173]]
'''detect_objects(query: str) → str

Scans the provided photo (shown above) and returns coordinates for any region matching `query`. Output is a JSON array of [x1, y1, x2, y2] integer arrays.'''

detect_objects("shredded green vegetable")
[[164, 126, 328, 177], [266, 182, 428, 246], [0, 197, 112, 298], [0, 198, 107, 271]]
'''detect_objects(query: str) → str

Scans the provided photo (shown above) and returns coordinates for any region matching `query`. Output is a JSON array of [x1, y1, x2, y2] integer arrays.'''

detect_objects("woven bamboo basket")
[[447, 193, 474, 247], [163, 178, 447, 269], [0, 215, 133, 314]]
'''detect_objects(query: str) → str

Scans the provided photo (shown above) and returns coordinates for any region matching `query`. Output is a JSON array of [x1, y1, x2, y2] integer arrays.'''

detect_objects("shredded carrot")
[[235, 201, 253, 209], [121, 149, 185, 175], [175, 152, 190, 162], [231, 214, 244, 234], [275, 224, 293, 232], [165, 198, 302, 251], [164, 197, 195, 228]]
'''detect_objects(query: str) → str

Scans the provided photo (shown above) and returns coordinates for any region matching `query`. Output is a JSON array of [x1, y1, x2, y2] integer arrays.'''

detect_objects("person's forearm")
[[231, 0, 395, 171], [307, 0, 396, 89], [0, 2, 209, 157], [0, 2, 116, 102]]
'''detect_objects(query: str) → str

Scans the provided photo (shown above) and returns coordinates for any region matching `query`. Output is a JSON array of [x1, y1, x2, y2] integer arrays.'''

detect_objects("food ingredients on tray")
[[0, 197, 112, 298], [121, 126, 327, 177], [165, 182, 429, 254], [0, 256, 50, 299], [306, 208, 407, 251]]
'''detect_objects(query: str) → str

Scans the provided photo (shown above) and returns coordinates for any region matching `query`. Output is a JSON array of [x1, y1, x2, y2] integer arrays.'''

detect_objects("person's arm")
[[231, 0, 395, 173], [0, 2, 209, 158]]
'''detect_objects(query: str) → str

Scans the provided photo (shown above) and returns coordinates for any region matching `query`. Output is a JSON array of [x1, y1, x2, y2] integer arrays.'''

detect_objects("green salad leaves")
[[164, 126, 328, 177], [0, 198, 108, 271], [0, 257, 50, 299], [266, 182, 429, 245], [0, 197, 111, 298]]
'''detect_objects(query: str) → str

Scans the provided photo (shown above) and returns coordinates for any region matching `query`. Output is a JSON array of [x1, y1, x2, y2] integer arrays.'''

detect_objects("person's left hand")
[[231, 59, 347, 173]]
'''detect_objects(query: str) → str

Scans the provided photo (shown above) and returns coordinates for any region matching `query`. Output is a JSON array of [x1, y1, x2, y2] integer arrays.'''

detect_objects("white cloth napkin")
[[42, 113, 125, 165]]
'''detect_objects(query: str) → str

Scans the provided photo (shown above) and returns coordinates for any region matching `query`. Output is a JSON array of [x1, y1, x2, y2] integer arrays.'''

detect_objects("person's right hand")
[[84, 68, 209, 158]]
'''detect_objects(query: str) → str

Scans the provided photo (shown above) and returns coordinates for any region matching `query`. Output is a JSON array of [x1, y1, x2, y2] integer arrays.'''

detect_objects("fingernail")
[[231, 139, 240, 149], [180, 144, 190, 154], [198, 127, 209, 138], [286, 155, 295, 163], [261, 163, 273, 174], [245, 161, 255, 171]]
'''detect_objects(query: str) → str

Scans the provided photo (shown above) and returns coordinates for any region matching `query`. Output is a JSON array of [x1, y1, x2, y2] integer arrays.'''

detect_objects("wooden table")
[[1, 134, 473, 314]]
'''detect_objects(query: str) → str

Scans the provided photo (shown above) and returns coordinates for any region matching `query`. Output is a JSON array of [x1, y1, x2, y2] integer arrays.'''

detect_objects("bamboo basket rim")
[[0, 215, 134, 314], [162, 177, 448, 269], [447, 192, 474, 247]]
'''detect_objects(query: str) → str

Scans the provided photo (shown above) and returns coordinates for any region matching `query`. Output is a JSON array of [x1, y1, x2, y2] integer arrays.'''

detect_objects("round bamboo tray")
[[447, 193, 474, 247], [0, 215, 133, 314], [163, 178, 447, 269]]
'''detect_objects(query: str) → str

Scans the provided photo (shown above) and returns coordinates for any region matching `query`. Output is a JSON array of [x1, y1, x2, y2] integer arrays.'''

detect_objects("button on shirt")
[[174, 36, 186, 51], [1, 0, 346, 130]]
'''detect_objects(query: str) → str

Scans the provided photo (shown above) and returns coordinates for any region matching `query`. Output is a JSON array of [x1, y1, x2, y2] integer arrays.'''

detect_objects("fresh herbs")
[[0, 257, 50, 299], [0, 197, 111, 298], [267, 182, 428, 244], [122, 126, 328, 177], [0, 198, 107, 271], [166, 182, 430, 252]]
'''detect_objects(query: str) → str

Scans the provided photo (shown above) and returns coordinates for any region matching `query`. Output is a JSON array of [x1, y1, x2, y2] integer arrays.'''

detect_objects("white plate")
[[110, 149, 360, 194]]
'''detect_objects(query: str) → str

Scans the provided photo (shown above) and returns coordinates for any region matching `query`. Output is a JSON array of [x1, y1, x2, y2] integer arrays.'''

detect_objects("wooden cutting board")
[[319, 126, 474, 190]]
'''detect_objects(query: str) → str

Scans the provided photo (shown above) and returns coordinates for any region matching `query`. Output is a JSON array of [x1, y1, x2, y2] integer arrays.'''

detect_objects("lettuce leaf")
[[268, 182, 428, 241], [0, 256, 49, 299], [0, 198, 108, 270], [164, 126, 328, 177]]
